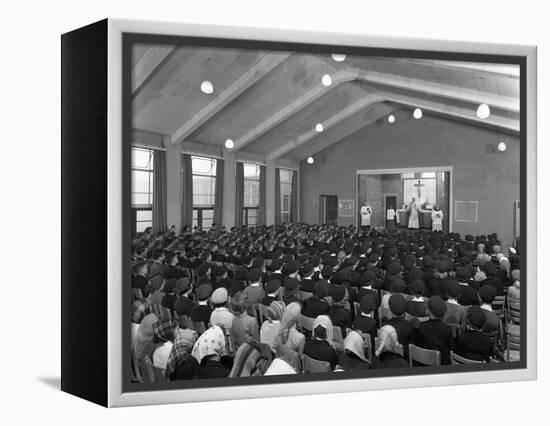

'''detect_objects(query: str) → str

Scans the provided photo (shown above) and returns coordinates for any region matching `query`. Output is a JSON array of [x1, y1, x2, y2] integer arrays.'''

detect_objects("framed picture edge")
[[78, 18, 537, 407]]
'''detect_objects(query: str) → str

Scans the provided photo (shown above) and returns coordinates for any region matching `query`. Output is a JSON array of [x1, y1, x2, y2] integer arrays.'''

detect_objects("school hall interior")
[[130, 44, 522, 382]]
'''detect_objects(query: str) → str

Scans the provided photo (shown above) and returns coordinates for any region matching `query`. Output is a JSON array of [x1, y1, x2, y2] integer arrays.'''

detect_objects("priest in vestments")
[[408, 198, 420, 229]]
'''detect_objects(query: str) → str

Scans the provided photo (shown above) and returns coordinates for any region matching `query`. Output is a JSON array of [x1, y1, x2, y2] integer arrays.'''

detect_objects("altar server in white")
[[431, 204, 444, 232], [360, 201, 372, 228]]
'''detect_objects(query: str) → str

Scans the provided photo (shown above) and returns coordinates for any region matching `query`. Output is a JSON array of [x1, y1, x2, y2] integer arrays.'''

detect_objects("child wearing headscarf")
[[151, 317, 179, 370], [260, 301, 285, 351], [276, 302, 306, 354], [371, 325, 408, 369], [303, 315, 338, 370], [192, 325, 230, 379], [337, 330, 371, 371], [166, 330, 198, 380]]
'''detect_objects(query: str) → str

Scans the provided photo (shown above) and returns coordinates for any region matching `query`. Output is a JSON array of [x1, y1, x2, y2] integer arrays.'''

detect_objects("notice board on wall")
[[339, 199, 355, 217]]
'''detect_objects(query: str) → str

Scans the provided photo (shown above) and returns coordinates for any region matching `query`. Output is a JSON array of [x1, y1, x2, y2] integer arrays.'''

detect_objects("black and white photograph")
[[126, 36, 526, 389]]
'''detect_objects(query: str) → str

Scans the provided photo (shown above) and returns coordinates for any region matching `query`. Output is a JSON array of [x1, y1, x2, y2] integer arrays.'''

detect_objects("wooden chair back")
[[191, 320, 206, 335], [492, 296, 505, 318], [449, 323, 461, 339], [176, 313, 192, 329], [132, 288, 143, 301], [332, 326, 345, 351], [258, 303, 268, 323], [361, 333, 373, 362], [506, 300, 521, 324], [408, 344, 441, 367], [301, 354, 331, 373], [506, 323, 520, 361], [450, 351, 483, 365]]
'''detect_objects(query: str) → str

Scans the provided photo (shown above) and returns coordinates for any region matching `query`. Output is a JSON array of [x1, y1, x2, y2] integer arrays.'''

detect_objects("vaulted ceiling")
[[132, 44, 520, 162]]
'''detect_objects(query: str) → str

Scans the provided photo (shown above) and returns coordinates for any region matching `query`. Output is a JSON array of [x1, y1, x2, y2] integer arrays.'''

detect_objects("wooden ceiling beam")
[[266, 93, 384, 160], [132, 45, 176, 94], [170, 52, 292, 145]]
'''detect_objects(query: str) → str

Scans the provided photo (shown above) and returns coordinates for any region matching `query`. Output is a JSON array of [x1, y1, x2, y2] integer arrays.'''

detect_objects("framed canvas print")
[[61, 18, 537, 407]]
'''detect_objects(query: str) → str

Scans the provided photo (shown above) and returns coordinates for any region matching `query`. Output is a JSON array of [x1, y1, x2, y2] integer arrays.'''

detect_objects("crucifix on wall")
[[414, 179, 425, 199]]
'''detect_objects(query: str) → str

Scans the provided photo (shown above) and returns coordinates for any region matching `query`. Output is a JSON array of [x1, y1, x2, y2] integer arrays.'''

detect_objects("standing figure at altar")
[[360, 201, 372, 229], [408, 198, 419, 229], [431, 205, 444, 232]]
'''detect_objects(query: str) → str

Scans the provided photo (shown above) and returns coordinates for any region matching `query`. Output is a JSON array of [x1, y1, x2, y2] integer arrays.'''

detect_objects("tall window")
[[192, 156, 216, 230], [243, 163, 260, 227], [131, 147, 154, 233], [280, 169, 293, 223]]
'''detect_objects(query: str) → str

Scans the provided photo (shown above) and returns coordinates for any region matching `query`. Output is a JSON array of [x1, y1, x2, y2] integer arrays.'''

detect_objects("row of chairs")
[[299, 345, 484, 374]]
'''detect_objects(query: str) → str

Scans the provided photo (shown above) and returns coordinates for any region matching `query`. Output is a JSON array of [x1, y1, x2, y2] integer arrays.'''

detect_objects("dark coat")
[[303, 339, 338, 370], [455, 331, 492, 362], [328, 305, 352, 331], [415, 319, 454, 365], [302, 296, 330, 318], [174, 296, 195, 316]]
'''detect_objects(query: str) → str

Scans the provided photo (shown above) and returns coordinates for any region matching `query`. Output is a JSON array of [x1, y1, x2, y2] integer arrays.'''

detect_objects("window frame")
[[191, 155, 217, 230]]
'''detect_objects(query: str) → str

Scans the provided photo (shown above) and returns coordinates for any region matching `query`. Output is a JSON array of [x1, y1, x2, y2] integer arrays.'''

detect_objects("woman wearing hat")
[[455, 306, 492, 362], [260, 301, 285, 351], [209, 287, 234, 330], [302, 280, 330, 319], [414, 296, 454, 365]]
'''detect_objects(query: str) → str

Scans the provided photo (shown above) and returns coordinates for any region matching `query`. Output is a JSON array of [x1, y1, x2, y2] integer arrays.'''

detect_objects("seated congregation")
[[130, 223, 521, 383]]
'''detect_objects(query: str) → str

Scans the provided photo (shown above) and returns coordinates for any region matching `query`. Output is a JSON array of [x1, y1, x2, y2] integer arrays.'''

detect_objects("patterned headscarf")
[[375, 325, 399, 356], [153, 318, 178, 342], [134, 313, 158, 358], [165, 329, 197, 377], [344, 330, 368, 362], [191, 325, 227, 364], [277, 302, 302, 345], [313, 315, 334, 348], [132, 298, 151, 323]]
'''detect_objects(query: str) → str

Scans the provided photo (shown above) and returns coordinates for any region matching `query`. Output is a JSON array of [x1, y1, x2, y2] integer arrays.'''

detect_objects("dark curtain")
[[213, 159, 224, 228], [274, 168, 281, 225], [152, 150, 167, 233], [235, 162, 244, 227], [257, 165, 267, 226], [290, 170, 298, 223], [181, 154, 193, 231]]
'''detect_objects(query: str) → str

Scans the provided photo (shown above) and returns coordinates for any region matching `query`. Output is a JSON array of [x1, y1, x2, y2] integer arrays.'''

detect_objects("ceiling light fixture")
[[388, 114, 396, 124], [307, 156, 314, 164], [200, 80, 214, 94], [321, 74, 332, 86], [331, 54, 346, 62], [413, 108, 423, 119], [225, 139, 234, 149], [315, 123, 324, 132], [497, 141, 507, 152], [476, 103, 491, 119]]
